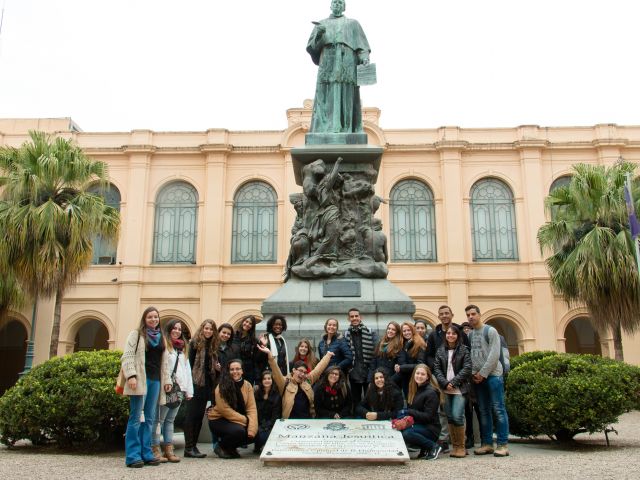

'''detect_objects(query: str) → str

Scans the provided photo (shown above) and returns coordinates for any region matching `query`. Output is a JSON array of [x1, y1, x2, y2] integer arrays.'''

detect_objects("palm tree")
[[0, 264, 26, 323], [0, 131, 120, 364], [538, 162, 640, 361]]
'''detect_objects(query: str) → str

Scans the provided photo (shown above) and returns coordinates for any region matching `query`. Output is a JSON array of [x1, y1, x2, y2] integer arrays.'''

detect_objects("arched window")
[[390, 180, 437, 262], [232, 181, 277, 264], [564, 317, 602, 356], [88, 183, 121, 265], [485, 317, 521, 357], [0, 319, 27, 395], [470, 178, 518, 261], [549, 175, 572, 193], [74, 319, 109, 352], [153, 181, 198, 264]]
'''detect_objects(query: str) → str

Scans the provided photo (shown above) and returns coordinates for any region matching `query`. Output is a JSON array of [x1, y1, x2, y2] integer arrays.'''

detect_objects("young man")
[[343, 308, 379, 411], [465, 304, 510, 457]]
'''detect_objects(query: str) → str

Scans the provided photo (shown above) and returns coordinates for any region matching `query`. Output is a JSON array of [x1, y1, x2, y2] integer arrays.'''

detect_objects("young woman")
[[396, 322, 427, 395], [257, 342, 333, 419], [368, 322, 404, 382], [121, 306, 165, 468], [402, 364, 442, 460], [207, 359, 258, 459], [317, 318, 353, 373], [232, 315, 259, 385], [183, 319, 219, 459], [256, 315, 289, 376], [152, 319, 193, 463], [433, 324, 472, 458], [217, 323, 236, 371], [253, 370, 282, 454], [290, 338, 318, 373], [313, 366, 352, 419], [355, 368, 404, 421], [414, 320, 429, 341]]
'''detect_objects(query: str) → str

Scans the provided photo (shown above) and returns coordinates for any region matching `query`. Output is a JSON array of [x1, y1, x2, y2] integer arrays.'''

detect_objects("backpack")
[[483, 325, 510, 379]]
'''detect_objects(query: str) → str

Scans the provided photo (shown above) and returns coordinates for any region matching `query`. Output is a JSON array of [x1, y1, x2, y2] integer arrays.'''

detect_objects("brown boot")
[[474, 444, 495, 455], [449, 425, 466, 458], [151, 444, 168, 463], [163, 443, 181, 463]]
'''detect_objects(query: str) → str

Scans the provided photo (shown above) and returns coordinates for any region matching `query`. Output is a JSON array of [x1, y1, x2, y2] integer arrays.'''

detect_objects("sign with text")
[[260, 419, 409, 463]]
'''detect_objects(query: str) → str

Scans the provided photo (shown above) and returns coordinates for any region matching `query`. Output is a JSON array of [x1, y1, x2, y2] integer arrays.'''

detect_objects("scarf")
[[325, 385, 338, 396], [347, 324, 375, 364], [192, 338, 209, 387], [268, 333, 290, 375], [171, 338, 185, 351], [147, 327, 161, 348]]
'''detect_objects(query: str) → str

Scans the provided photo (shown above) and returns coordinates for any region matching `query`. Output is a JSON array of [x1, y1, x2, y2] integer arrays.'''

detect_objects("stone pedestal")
[[260, 278, 415, 349]]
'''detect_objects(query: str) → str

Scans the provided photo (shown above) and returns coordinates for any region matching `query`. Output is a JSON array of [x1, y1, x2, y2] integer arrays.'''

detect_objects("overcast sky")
[[1, 0, 639, 132]]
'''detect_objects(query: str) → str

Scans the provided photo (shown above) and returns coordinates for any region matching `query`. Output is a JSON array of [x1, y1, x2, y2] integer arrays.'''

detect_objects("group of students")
[[121, 304, 509, 467]]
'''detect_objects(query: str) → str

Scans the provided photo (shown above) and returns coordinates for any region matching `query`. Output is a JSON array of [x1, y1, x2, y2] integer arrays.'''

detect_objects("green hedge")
[[509, 350, 559, 370], [0, 350, 129, 447], [506, 352, 640, 440]]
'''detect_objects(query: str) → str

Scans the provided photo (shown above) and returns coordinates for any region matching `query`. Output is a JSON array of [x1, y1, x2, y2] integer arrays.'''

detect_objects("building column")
[[437, 130, 469, 316]]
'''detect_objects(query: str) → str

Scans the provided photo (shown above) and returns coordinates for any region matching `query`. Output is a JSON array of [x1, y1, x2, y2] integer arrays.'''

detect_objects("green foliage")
[[509, 350, 559, 370], [506, 353, 640, 440], [0, 350, 129, 447]]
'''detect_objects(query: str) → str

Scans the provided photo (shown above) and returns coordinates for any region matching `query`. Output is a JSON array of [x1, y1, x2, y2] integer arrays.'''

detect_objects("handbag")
[[115, 333, 139, 395], [391, 415, 415, 431], [165, 352, 185, 409]]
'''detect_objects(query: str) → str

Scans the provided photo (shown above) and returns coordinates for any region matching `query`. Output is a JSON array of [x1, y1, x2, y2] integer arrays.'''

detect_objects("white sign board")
[[260, 419, 409, 464]]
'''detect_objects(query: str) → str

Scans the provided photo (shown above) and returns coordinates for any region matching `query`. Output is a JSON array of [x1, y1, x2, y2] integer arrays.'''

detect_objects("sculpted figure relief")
[[287, 157, 388, 281], [307, 0, 371, 134]]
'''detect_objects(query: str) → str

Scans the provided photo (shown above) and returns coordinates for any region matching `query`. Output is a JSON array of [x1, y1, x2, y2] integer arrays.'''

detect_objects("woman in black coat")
[[433, 324, 472, 458], [401, 364, 442, 460], [317, 318, 353, 373], [232, 315, 259, 384], [368, 322, 405, 382], [395, 322, 427, 395], [253, 370, 282, 454], [355, 368, 404, 421], [313, 366, 352, 419]]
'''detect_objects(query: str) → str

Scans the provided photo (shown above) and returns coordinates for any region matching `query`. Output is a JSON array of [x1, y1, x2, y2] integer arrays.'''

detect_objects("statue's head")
[[372, 218, 382, 230], [331, 0, 345, 17]]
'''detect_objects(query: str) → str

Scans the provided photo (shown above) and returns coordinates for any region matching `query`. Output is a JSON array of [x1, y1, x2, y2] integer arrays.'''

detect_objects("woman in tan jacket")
[[207, 359, 258, 459], [257, 343, 333, 419]]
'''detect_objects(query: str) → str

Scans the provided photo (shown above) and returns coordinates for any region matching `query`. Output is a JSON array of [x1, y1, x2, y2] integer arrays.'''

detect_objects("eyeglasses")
[[328, 372, 340, 376]]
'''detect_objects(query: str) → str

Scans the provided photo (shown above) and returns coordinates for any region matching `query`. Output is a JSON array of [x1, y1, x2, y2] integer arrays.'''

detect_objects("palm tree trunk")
[[49, 289, 64, 358], [612, 322, 624, 362]]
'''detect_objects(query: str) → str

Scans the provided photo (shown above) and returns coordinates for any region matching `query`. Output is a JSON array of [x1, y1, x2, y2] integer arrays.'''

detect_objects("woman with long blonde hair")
[[403, 364, 442, 461], [395, 322, 427, 395], [290, 338, 318, 373]]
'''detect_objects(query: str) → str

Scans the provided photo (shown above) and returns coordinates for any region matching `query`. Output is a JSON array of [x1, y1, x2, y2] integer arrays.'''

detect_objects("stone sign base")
[[260, 419, 409, 464]]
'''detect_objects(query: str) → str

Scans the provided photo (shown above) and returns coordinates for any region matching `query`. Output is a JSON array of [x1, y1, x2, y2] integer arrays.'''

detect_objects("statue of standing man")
[[307, 0, 371, 135]]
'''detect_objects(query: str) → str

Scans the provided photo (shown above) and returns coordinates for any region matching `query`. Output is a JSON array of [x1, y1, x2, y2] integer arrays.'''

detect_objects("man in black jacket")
[[425, 305, 470, 452], [344, 308, 378, 412]]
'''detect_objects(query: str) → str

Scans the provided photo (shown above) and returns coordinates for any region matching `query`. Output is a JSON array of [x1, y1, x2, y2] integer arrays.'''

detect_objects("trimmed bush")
[[509, 350, 558, 370], [0, 350, 129, 447], [506, 353, 640, 440]]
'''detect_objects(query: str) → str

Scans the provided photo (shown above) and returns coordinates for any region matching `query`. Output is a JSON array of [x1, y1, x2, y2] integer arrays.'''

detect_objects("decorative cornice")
[[122, 144, 156, 154]]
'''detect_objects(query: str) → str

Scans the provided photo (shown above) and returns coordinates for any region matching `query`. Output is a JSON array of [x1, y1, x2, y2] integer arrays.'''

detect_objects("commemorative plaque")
[[260, 419, 409, 464]]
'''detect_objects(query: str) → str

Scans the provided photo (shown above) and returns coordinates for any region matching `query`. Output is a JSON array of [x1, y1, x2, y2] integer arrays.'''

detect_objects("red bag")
[[391, 416, 415, 431]]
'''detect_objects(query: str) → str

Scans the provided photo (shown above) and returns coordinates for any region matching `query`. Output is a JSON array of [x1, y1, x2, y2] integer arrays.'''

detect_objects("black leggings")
[[183, 386, 211, 448], [209, 418, 252, 451]]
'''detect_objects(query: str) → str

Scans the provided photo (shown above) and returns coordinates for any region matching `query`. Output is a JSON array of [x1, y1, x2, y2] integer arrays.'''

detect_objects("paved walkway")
[[1, 411, 639, 480]]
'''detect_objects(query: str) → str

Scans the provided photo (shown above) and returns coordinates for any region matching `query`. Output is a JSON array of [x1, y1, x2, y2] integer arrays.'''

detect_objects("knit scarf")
[[347, 324, 375, 364], [268, 333, 290, 375], [146, 327, 161, 348], [171, 337, 184, 351]]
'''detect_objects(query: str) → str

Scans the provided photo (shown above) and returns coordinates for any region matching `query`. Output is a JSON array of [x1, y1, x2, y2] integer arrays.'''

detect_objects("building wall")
[[2, 108, 640, 366]]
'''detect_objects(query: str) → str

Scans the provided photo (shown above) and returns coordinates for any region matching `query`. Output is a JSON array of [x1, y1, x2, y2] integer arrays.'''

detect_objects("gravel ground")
[[1, 411, 639, 480]]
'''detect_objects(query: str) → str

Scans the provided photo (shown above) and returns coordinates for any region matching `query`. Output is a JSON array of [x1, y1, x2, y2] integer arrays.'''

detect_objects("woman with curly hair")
[[256, 314, 289, 376], [355, 368, 403, 421], [290, 338, 318, 373], [232, 315, 260, 384], [183, 319, 219, 459], [152, 319, 193, 463], [313, 365, 352, 419], [207, 359, 258, 459], [368, 322, 405, 382]]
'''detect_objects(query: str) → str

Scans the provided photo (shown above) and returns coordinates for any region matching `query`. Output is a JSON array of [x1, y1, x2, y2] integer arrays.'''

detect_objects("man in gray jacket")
[[465, 304, 510, 457]]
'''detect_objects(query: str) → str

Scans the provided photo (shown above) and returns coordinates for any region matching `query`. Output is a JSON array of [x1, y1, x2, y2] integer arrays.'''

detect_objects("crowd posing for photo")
[[121, 305, 510, 467]]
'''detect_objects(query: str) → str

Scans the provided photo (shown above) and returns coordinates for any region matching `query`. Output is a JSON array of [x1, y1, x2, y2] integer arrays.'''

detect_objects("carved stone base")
[[291, 144, 383, 185], [260, 278, 416, 350]]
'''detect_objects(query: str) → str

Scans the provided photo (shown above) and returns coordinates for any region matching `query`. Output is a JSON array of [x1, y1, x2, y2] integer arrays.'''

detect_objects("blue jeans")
[[125, 379, 161, 465], [401, 423, 438, 451], [443, 393, 466, 427], [152, 403, 181, 446], [474, 375, 509, 445]]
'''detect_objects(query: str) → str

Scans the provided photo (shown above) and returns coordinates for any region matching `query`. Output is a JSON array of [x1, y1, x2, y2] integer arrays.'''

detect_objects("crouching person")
[[207, 359, 257, 458]]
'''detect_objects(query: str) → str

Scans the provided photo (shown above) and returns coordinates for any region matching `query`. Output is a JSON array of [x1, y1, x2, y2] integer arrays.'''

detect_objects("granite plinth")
[[260, 278, 416, 350], [291, 144, 383, 185], [260, 419, 409, 464]]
